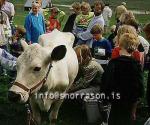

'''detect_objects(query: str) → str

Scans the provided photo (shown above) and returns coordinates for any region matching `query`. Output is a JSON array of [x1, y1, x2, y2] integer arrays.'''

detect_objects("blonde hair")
[[119, 11, 135, 24], [115, 5, 127, 19], [119, 33, 140, 53], [74, 45, 92, 66], [117, 25, 137, 41], [72, 2, 81, 10], [45, 21, 50, 27], [81, 2, 91, 12], [110, 25, 116, 32]]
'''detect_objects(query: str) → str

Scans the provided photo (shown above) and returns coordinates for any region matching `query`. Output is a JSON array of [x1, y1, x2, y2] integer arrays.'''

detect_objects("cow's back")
[[38, 29, 75, 47]]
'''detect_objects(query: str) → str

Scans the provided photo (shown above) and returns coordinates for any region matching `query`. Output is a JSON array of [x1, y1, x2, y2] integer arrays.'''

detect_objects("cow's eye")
[[34, 67, 41, 71]]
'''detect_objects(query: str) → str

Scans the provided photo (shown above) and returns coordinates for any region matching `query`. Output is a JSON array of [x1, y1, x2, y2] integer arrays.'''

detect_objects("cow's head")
[[8, 40, 67, 103]]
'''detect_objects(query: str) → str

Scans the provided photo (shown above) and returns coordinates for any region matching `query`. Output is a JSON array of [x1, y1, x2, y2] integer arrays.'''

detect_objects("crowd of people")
[[0, 0, 150, 125]]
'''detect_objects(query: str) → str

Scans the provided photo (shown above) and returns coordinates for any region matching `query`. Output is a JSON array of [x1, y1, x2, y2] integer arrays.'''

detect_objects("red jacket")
[[49, 16, 60, 31], [112, 47, 141, 63]]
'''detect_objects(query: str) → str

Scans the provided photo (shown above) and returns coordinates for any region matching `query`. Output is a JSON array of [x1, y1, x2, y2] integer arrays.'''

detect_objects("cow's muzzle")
[[8, 91, 21, 102]]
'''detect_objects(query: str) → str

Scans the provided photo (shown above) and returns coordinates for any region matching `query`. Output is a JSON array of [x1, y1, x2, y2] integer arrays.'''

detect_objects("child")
[[45, 21, 51, 33], [69, 44, 104, 124], [90, 24, 112, 70], [73, 2, 94, 35], [112, 25, 144, 65], [63, 2, 81, 32], [101, 33, 144, 125], [10, 26, 26, 57], [48, 7, 65, 31]]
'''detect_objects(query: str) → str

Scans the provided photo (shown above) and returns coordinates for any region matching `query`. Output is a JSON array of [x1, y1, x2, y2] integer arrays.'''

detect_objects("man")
[[24, 2, 45, 44]]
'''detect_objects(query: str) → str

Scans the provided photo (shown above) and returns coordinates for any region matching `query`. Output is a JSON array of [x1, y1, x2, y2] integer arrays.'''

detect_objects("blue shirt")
[[92, 38, 112, 59], [24, 13, 46, 43]]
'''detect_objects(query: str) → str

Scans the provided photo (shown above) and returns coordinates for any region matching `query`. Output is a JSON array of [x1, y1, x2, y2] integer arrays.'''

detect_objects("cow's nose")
[[8, 91, 21, 102]]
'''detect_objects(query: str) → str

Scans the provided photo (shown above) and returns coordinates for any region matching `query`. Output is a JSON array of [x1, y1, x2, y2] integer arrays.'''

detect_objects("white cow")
[[8, 29, 79, 125]]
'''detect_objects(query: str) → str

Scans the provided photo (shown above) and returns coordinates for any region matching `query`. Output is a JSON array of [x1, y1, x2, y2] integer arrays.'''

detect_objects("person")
[[24, 2, 45, 44], [107, 25, 116, 49], [0, 0, 15, 22], [63, 2, 81, 32], [48, 7, 61, 32], [69, 44, 104, 125], [29, 1, 44, 16], [102, 3, 112, 33], [0, 48, 16, 71], [73, 2, 94, 35], [125, 18, 149, 55], [112, 25, 144, 66], [101, 33, 144, 125], [77, 0, 105, 47], [45, 21, 51, 33], [143, 23, 150, 113], [90, 24, 112, 70], [114, 10, 135, 36], [0, 10, 12, 50], [9, 26, 26, 57]]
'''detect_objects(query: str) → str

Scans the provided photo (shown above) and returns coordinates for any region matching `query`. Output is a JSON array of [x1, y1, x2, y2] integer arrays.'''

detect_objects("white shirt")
[[1, 1, 15, 18], [138, 35, 150, 55], [78, 14, 105, 41], [0, 11, 11, 46], [102, 6, 112, 24]]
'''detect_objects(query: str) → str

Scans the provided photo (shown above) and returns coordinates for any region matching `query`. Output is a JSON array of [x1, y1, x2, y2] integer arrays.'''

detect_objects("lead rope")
[[25, 103, 38, 125], [25, 64, 53, 125], [25, 104, 31, 125]]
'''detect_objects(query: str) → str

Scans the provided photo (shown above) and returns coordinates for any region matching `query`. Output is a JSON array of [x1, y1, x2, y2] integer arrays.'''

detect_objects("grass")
[[12, 0, 150, 27]]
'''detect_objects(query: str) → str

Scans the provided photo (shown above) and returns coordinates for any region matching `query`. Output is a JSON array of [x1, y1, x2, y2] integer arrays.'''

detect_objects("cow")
[[8, 29, 79, 125]]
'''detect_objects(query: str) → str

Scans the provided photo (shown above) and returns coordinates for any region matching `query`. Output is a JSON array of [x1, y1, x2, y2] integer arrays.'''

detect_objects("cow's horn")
[[21, 39, 29, 50]]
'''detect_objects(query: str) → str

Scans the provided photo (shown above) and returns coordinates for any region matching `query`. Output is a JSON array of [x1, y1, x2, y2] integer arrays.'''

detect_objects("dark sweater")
[[63, 13, 77, 32], [92, 38, 112, 60], [101, 56, 144, 104]]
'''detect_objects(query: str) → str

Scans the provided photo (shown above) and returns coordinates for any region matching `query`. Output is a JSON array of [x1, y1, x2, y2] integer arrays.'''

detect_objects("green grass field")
[[0, 0, 150, 125], [12, 0, 150, 27]]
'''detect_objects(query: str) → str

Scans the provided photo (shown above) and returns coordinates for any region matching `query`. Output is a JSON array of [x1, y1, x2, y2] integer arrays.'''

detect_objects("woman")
[[24, 2, 45, 44]]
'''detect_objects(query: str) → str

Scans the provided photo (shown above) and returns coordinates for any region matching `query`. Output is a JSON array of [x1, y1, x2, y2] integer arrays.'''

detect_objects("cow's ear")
[[51, 45, 67, 61], [21, 39, 28, 51]]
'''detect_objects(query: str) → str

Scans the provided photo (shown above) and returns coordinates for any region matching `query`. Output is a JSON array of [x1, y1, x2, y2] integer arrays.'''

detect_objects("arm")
[[0, 49, 17, 71], [24, 15, 31, 43], [42, 16, 46, 33]]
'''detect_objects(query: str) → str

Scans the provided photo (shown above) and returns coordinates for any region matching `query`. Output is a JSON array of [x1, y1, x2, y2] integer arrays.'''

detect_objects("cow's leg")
[[30, 100, 41, 125], [48, 100, 63, 125]]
